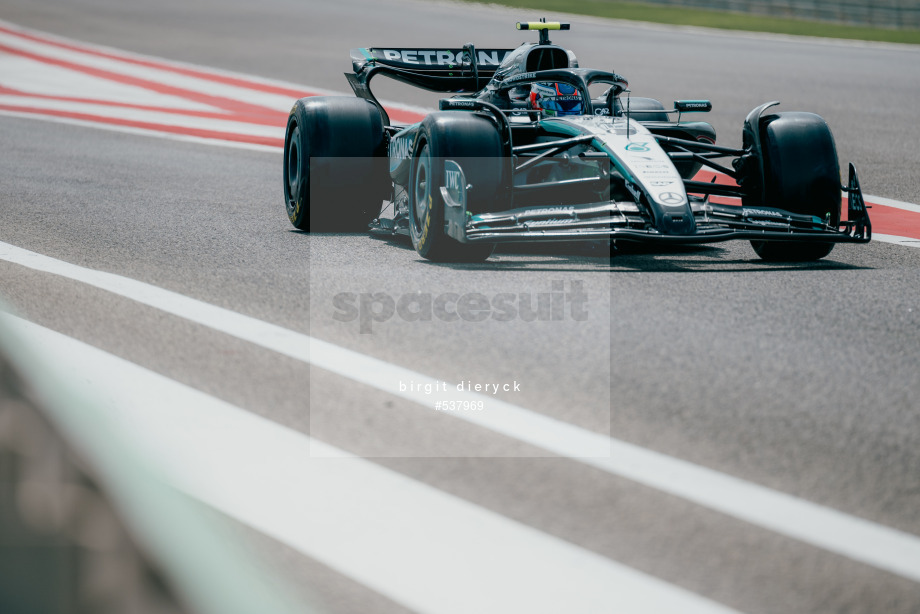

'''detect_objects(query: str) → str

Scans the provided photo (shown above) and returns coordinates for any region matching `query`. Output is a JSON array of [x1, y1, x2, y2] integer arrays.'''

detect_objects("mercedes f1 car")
[[283, 20, 871, 262]]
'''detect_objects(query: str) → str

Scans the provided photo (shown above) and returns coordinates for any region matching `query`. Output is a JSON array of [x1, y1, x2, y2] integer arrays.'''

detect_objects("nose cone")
[[657, 211, 696, 235]]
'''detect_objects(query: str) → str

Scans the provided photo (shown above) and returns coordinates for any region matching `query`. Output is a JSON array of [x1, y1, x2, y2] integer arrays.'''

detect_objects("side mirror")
[[674, 100, 712, 113]]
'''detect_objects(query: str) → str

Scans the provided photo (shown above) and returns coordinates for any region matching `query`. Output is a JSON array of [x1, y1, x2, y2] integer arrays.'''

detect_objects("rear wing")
[[343, 22, 576, 126], [348, 46, 514, 94], [352, 47, 513, 73]]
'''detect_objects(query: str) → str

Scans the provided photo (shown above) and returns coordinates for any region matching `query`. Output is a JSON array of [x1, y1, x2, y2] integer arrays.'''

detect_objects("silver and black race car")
[[283, 20, 870, 262]]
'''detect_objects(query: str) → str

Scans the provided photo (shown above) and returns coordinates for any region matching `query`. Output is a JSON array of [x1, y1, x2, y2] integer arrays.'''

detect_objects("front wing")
[[442, 162, 871, 246]]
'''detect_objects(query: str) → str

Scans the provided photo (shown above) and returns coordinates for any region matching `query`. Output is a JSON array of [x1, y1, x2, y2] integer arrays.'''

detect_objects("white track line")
[[0, 29, 298, 111], [0, 18, 332, 92], [3, 314, 741, 614], [0, 54, 215, 110], [2, 240, 920, 583], [0, 109, 281, 153], [872, 233, 920, 246], [864, 195, 920, 215], [0, 18, 431, 118], [0, 95, 284, 137]]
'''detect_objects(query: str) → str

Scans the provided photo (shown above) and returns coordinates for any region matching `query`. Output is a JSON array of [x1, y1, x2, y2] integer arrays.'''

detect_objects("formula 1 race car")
[[283, 20, 871, 262]]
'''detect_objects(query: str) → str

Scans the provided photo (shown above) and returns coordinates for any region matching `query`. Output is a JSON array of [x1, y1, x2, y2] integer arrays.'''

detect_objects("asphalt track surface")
[[2, 1, 920, 612]]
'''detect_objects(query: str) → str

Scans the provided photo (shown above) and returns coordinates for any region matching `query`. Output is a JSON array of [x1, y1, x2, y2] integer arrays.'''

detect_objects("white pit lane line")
[[3, 313, 741, 614], [2, 240, 920, 584]]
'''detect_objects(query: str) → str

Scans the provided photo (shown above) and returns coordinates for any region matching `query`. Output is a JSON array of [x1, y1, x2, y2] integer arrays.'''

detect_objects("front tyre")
[[747, 112, 841, 262], [408, 114, 503, 262]]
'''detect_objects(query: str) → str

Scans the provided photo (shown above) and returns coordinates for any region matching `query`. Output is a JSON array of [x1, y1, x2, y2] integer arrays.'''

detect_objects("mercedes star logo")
[[658, 192, 685, 205]]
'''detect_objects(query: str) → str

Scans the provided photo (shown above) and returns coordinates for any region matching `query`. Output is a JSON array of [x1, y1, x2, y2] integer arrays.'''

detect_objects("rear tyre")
[[283, 97, 388, 231], [747, 112, 841, 261], [408, 114, 503, 262]]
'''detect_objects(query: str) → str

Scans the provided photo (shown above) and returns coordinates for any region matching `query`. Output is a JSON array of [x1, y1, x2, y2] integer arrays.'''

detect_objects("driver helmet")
[[529, 81, 584, 116]]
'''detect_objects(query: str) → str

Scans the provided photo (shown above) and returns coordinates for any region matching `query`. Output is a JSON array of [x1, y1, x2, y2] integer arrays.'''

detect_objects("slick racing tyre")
[[408, 113, 504, 263], [283, 97, 388, 231], [748, 112, 841, 262]]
